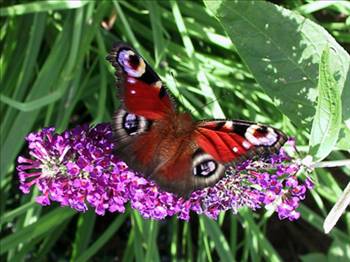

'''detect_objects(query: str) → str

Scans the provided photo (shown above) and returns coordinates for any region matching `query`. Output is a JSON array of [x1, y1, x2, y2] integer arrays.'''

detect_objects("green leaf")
[[0, 202, 36, 226], [146, 0, 166, 67], [205, 0, 349, 130], [71, 211, 96, 261], [309, 46, 342, 161], [0, 16, 72, 178], [76, 213, 127, 262], [299, 204, 350, 243], [0, 208, 75, 255], [336, 126, 350, 151], [0, 0, 88, 16], [240, 209, 281, 262], [300, 253, 328, 262], [328, 240, 350, 262], [202, 216, 234, 262]]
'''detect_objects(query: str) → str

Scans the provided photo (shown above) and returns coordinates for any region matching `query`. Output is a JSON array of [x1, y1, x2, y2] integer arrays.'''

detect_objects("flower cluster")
[[17, 123, 313, 221]]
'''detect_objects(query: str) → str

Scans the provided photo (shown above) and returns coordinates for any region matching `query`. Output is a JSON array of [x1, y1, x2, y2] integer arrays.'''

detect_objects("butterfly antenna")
[[169, 71, 186, 106], [168, 71, 227, 117], [194, 98, 224, 117], [189, 90, 228, 117], [170, 71, 176, 88]]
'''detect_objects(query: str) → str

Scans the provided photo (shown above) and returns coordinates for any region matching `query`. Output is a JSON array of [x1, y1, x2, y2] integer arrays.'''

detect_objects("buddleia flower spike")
[[17, 123, 313, 221]]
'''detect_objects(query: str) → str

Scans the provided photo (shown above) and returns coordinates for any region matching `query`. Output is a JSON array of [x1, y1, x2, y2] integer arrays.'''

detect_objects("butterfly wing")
[[196, 120, 287, 163], [108, 43, 178, 180], [107, 43, 174, 120], [145, 140, 226, 196], [195, 120, 288, 164], [107, 43, 288, 196], [132, 120, 288, 196], [158, 120, 288, 195]]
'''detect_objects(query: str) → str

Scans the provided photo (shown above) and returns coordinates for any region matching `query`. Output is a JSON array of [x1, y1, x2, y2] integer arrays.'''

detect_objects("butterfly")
[[107, 43, 287, 196]]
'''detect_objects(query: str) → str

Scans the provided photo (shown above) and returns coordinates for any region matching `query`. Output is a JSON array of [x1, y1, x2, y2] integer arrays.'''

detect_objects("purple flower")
[[17, 123, 312, 221]]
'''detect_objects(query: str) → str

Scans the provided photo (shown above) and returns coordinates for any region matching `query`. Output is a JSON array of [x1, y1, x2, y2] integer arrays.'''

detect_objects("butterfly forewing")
[[107, 43, 175, 119]]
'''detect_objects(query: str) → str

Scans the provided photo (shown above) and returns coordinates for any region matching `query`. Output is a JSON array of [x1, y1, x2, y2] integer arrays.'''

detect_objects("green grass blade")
[[146, 0, 166, 67], [299, 204, 350, 243], [75, 213, 128, 262], [202, 216, 234, 262], [0, 90, 66, 112], [93, 30, 108, 124], [171, 0, 224, 118], [1, 13, 46, 139], [71, 211, 96, 261], [0, 0, 88, 16], [0, 208, 75, 255], [122, 227, 135, 262], [0, 202, 36, 227], [240, 209, 282, 262], [145, 220, 160, 262], [0, 15, 72, 178], [199, 216, 213, 262], [35, 219, 70, 260], [131, 211, 145, 262]]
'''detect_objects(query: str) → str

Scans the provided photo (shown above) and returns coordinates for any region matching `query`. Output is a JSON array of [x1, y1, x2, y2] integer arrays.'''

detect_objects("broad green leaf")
[[205, 0, 349, 131], [309, 46, 342, 161], [336, 126, 350, 151]]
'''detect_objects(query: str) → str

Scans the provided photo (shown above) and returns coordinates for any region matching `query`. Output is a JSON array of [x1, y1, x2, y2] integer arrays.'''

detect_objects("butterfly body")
[[108, 43, 288, 196]]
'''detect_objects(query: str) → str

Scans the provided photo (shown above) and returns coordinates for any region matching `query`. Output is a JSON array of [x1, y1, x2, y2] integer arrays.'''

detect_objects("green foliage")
[[310, 46, 342, 161], [205, 0, 349, 136], [0, 0, 349, 261]]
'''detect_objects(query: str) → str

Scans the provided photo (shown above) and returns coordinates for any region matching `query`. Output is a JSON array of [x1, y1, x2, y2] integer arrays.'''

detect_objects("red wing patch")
[[107, 43, 175, 120], [195, 120, 287, 164], [123, 78, 173, 120], [195, 128, 248, 162]]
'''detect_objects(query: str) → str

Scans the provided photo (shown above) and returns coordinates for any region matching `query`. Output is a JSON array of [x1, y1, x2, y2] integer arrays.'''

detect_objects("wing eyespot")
[[245, 124, 278, 146], [117, 49, 146, 78], [192, 150, 225, 183], [193, 160, 217, 177], [114, 109, 150, 137]]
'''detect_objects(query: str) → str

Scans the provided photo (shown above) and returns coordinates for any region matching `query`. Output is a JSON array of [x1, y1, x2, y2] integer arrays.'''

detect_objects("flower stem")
[[324, 181, 350, 234], [312, 159, 350, 169]]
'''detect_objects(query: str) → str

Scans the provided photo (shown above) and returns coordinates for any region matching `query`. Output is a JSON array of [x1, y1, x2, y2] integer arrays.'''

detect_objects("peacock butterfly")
[[107, 43, 287, 196]]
